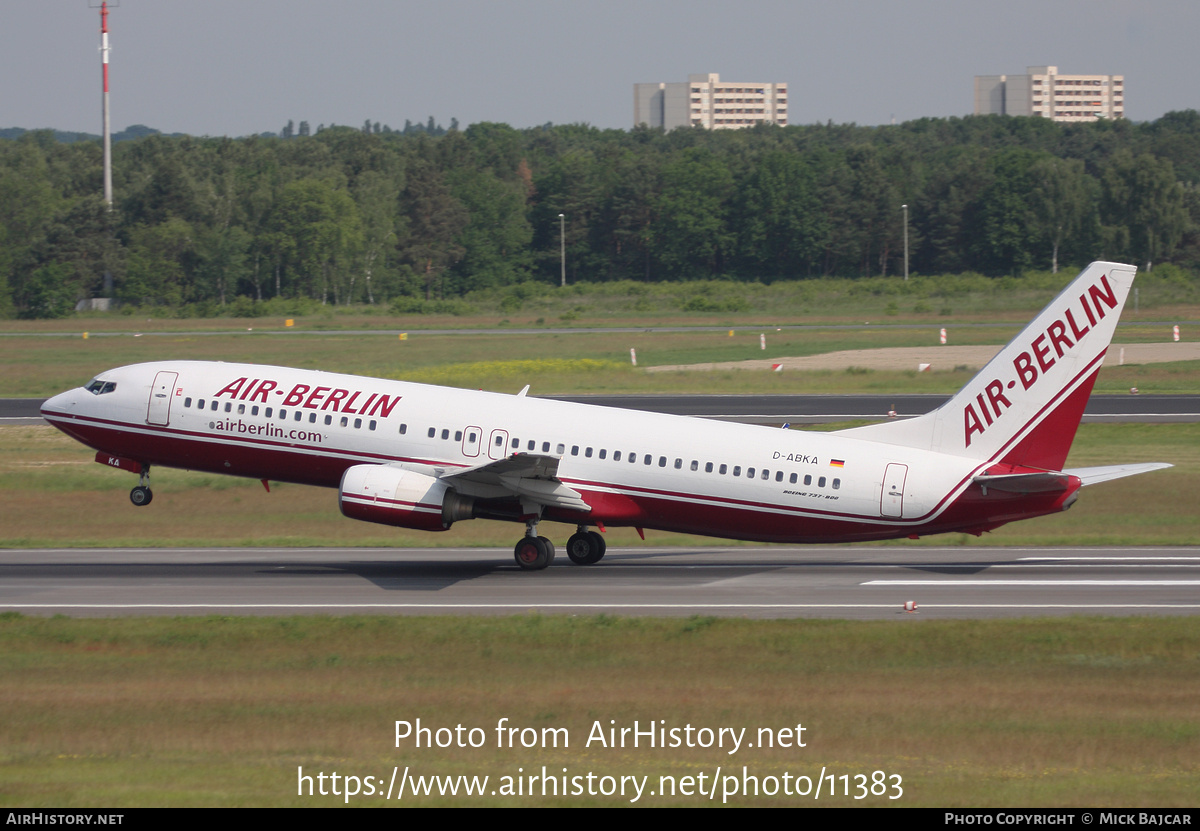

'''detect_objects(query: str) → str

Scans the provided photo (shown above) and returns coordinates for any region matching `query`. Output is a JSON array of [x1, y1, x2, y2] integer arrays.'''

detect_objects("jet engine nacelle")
[[339, 464, 474, 532]]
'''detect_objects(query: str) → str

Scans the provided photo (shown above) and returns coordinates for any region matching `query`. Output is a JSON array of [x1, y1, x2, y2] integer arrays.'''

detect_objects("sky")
[[5, 0, 1200, 137]]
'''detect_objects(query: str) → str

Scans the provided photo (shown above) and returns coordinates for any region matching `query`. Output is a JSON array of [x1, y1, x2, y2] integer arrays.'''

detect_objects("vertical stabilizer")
[[835, 262, 1136, 471]]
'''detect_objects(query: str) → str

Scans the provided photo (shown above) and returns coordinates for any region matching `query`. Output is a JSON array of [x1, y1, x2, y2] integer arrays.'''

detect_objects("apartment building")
[[974, 66, 1124, 122], [635, 73, 788, 130]]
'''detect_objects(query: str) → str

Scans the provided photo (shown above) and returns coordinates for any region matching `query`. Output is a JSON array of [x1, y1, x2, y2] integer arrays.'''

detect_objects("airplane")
[[40, 261, 1170, 570]]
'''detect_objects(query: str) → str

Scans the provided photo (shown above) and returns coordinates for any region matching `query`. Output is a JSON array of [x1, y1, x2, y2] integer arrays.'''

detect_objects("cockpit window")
[[85, 380, 117, 395]]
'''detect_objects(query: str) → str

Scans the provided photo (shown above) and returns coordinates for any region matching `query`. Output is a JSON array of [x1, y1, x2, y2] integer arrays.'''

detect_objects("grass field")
[[3, 321, 1198, 398], [1, 614, 1197, 807], [3, 277, 1198, 809]]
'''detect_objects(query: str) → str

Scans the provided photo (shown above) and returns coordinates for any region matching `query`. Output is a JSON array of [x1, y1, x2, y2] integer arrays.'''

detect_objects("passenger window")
[[704, 462, 713, 473], [369, 420, 377, 431], [399, 424, 407, 435], [818, 476, 826, 488], [556, 444, 565, 454], [542, 442, 550, 452], [804, 475, 812, 485], [571, 446, 579, 456], [761, 469, 770, 480], [340, 417, 348, 427], [630, 453, 637, 464], [528, 440, 536, 451], [265, 407, 272, 417], [613, 451, 622, 461], [441, 429, 450, 440], [674, 459, 683, 469], [225, 403, 232, 413], [252, 406, 260, 416], [789, 473, 798, 484], [185, 398, 192, 408], [598, 449, 607, 460], [211, 401, 219, 411], [644, 455, 652, 465], [747, 468, 755, 478], [468, 432, 477, 443], [455, 430, 463, 441], [719, 464, 727, 475], [294, 411, 302, 421], [238, 404, 245, 415], [309, 413, 316, 423], [198, 400, 206, 410], [498, 436, 506, 447], [732, 466, 741, 476], [428, 428, 436, 438], [658, 457, 667, 467], [690, 460, 698, 471], [279, 409, 287, 419], [832, 478, 840, 490], [354, 418, 362, 429], [775, 471, 783, 482], [325, 414, 332, 425]]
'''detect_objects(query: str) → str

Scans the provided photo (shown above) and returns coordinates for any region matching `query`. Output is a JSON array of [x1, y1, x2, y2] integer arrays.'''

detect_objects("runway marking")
[[4, 603, 1200, 611], [864, 580, 1200, 586], [1018, 556, 1200, 561]]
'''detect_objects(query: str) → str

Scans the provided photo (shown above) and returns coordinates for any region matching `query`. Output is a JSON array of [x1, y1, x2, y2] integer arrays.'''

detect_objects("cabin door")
[[880, 463, 908, 518], [146, 371, 178, 426]]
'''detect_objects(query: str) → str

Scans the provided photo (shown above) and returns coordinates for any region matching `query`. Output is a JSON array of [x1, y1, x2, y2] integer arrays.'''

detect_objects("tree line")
[[1, 111, 1197, 318]]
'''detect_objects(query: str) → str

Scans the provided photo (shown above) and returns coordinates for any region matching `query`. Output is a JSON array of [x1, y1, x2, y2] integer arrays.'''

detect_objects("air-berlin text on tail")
[[213, 377, 402, 418], [963, 273, 1119, 448]]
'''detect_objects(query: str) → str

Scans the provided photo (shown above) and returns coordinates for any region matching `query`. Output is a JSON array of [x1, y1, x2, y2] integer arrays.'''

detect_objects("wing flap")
[[440, 453, 591, 512]]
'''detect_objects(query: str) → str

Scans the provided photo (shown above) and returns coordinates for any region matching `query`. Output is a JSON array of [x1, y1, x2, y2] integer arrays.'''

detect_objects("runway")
[[2, 546, 1198, 619]]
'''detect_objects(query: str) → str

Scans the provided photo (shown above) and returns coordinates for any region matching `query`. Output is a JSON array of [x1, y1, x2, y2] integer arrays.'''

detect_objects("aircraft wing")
[[437, 453, 592, 512]]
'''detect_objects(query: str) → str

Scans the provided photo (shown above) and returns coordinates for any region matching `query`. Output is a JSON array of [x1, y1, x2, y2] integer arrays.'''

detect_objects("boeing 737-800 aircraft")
[[41, 262, 1169, 570]]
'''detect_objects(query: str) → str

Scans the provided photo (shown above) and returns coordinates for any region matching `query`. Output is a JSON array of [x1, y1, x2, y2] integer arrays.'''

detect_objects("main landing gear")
[[513, 522, 606, 571], [129, 465, 153, 507], [566, 527, 606, 565]]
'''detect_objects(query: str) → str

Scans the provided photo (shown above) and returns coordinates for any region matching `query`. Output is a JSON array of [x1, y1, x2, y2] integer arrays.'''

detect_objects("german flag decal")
[[830, 459, 845, 468]]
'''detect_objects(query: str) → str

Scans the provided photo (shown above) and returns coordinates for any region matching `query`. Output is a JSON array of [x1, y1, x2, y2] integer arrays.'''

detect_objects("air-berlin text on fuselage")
[[963, 273, 1119, 448], [213, 377, 401, 418]]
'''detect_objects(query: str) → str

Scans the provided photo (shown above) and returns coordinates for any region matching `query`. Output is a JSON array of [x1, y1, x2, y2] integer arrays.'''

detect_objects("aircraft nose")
[[41, 389, 80, 420]]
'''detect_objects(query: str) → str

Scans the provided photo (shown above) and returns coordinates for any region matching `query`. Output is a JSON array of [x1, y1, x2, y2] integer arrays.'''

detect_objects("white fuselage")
[[42, 361, 1045, 544]]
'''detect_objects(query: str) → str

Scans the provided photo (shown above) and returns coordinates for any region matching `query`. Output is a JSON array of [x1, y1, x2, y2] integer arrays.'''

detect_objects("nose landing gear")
[[129, 465, 153, 506]]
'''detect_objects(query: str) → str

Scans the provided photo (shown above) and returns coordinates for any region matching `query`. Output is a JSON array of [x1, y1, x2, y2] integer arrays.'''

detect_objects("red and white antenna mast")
[[91, 1, 119, 206]]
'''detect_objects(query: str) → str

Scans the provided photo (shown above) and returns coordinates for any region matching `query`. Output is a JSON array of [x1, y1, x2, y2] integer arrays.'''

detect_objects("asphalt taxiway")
[[2, 546, 1197, 619]]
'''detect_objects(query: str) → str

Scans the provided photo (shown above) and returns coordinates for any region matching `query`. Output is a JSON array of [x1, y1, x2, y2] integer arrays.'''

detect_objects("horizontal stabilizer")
[[1064, 463, 1173, 486], [972, 471, 1073, 495]]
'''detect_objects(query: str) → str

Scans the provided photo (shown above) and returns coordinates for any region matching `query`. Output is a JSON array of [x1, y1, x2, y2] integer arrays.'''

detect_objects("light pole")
[[558, 213, 566, 287], [901, 204, 909, 281]]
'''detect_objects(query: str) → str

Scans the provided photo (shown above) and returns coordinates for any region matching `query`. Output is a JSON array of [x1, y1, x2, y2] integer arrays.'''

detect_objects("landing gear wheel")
[[514, 536, 553, 570], [566, 531, 606, 565], [130, 486, 153, 507], [537, 536, 556, 566], [587, 530, 606, 561]]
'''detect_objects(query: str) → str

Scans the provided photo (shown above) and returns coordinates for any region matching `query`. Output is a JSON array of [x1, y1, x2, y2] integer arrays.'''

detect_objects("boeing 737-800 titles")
[[41, 262, 1170, 569]]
